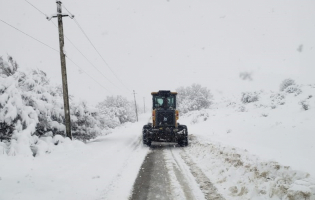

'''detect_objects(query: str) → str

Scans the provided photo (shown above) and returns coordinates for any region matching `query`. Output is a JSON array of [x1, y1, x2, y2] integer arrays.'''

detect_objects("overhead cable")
[[0, 18, 112, 94], [63, 4, 131, 92], [24, 0, 121, 90]]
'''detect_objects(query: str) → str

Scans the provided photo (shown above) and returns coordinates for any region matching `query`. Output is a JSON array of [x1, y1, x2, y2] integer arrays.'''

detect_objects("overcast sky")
[[1, 0, 315, 106]]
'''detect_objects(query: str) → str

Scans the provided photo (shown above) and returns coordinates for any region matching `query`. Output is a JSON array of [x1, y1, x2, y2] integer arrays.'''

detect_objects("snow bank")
[[186, 136, 315, 199], [179, 84, 315, 175], [0, 114, 150, 200], [178, 84, 315, 199]]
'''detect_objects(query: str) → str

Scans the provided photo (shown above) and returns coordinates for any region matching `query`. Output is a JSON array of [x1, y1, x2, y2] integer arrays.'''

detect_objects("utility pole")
[[133, 90, 138, 122], [143, 97, 145, 113], [47, 1, 74, 139]]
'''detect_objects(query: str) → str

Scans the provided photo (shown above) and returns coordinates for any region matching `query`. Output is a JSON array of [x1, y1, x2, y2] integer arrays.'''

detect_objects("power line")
[[63, 35, 121, 89], [24, 0, 48, 17], [0, 19, 59, 52], [23, 0, 121, 90], [65, 56, 113, 94], [0, 18, 112, 94], [62, 4, 131, 92]]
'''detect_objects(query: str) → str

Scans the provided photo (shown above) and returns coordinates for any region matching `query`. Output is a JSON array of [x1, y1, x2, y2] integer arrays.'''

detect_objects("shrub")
[[261, 113, 268, 117], [97, 95, 136, 128], [300, 101, 310, 111], [71, 101, 102, 142], [0, 75, 38, 156], [176, 84, 213, 113], [0, 56, 108, 155], [241, 92, 259, 104], [237, 105, 247, 112], [0, 56, 18, 77], [270, 92, 286, 105], [280, 79, 295, 91], [239, 72, 252, 81], [284, 85, 302, 96]]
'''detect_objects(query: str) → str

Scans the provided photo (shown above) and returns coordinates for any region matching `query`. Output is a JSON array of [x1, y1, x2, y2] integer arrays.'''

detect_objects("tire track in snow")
[[130, 143, 225, 200], [177, 149, 225, 200], [130, 148, 172, 200], [164, 148, 201, 200]]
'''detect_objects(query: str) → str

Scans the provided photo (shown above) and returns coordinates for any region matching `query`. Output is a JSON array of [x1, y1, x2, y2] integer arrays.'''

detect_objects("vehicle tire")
[[179, 136, 188, 147], [142, 126, 151, 146], [178, 126, 188, 147], [146, 140, 152, 147]]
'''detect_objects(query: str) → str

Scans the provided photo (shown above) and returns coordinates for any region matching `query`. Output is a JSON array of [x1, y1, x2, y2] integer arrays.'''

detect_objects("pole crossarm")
[[47, 1, 74, 21], [47, 14, 74, 21]]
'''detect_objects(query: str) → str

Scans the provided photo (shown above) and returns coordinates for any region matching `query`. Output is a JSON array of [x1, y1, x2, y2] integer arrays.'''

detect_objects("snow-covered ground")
[[0, 114, 150, 200], [1, 85, 315, 200], [178, 84, 315, 199], [180, 84, 315, 176]]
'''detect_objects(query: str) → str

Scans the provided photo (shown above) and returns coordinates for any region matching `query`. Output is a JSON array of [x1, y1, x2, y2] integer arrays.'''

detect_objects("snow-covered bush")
[[300, 100, 310, 110], [239, 71, 252, 81], [237, 105, 247, 112], [284, 84, 302, 96], [261, 113, 268, 117], [176, 84, 213, 113], [71, 101, 102, 142], [0, 67, 39, 155], [241, 92, 259, 104], [16, 69, 65, 137], [0, 56, 108, 155], [270, 92, 286, 105], [0, 56, 18, 77], [97, 95, 136, 128], [280, 78, 295, 91]]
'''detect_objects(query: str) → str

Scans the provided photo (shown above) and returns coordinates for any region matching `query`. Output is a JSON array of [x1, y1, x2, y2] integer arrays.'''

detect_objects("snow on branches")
[[96, 95, 136, 129], [0, 55, 140, 156], [176, 84, 213, 114], [0, 56, 102, 155]]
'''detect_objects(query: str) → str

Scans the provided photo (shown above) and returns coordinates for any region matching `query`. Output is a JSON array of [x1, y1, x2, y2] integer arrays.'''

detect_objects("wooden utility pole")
[[143, 97, 145, 113], [48, 1, 74, 139], [133, 90, 138, 122]]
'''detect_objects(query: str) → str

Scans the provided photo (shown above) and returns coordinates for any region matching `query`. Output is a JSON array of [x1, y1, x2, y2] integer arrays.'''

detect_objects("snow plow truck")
[[142, 90, 188, 147]]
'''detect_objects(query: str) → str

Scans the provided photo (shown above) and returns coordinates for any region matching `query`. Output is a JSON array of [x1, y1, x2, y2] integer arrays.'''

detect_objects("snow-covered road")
[[1, 105, 315, 200], [130, 142, 224, 200], [0, 115, 150, 200]]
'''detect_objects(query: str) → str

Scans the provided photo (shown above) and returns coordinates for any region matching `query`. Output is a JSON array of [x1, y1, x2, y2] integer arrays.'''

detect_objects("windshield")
[[153, 95, 175, 109]]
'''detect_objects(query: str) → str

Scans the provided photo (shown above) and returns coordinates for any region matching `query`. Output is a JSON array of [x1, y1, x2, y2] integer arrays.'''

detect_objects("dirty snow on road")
[[130, 142, 221, 200]]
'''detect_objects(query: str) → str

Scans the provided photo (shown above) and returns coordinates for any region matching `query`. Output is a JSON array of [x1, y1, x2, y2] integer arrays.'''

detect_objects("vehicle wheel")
[[143, 136, 147, 145], [146, 140, 152, 147], [142, 126, 151, 146], [178, 136, 188, 147], [178, 126, 188, 147]]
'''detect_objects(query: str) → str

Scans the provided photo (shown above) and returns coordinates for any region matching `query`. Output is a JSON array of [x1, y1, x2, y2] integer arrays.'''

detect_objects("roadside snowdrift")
[[179, 84, 315, 199], [0, 114, 150, 200]]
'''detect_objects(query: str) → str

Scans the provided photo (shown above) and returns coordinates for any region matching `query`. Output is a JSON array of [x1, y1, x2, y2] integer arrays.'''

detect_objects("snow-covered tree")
[[0, 56, 106, 155], [1, 55, 140, 155], [97, 95, 136, 128], [71, 101, 102, 142], [176, 84, 213, 113], [16, 69, 65, 137], [0, 57, 38, 156]]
